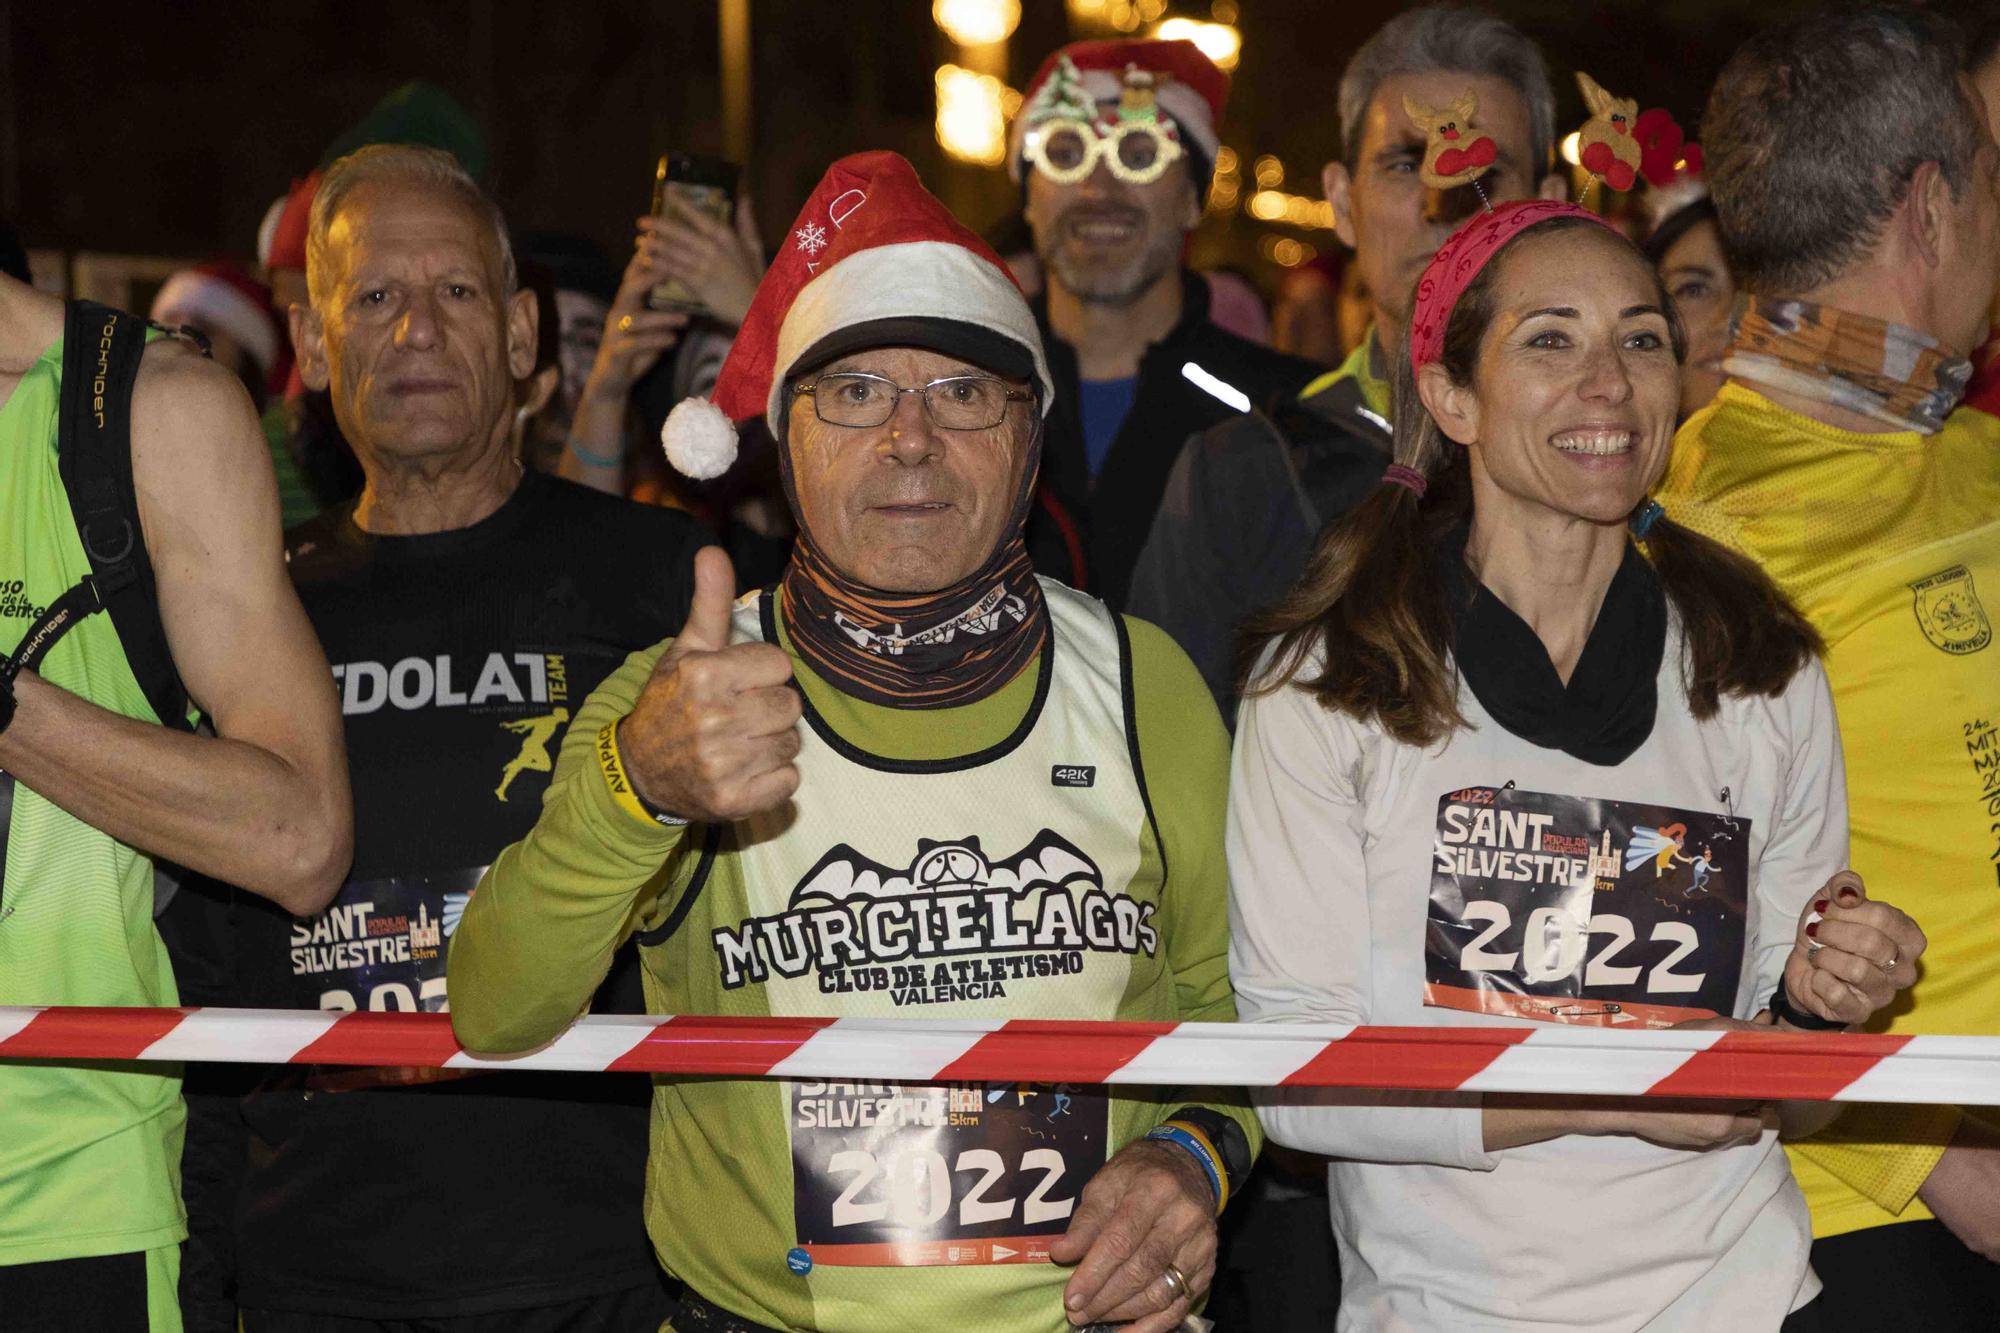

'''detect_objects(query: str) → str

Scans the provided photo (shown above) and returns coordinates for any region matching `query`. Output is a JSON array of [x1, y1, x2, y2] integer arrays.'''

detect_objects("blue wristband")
[[1145, 1124, 1223, 1213], [566, 433, 623, 469]]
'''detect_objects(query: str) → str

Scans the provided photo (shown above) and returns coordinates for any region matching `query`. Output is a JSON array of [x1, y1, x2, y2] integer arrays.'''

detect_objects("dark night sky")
[[0, 0, 1986, 280]]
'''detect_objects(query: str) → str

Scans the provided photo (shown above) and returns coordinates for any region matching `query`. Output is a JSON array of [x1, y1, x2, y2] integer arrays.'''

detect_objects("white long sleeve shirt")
[[1228, 629, 1845, 1332]]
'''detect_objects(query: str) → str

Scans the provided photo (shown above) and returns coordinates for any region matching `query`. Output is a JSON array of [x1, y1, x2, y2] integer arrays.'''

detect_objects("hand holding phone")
[[647, 154, 762, 326]]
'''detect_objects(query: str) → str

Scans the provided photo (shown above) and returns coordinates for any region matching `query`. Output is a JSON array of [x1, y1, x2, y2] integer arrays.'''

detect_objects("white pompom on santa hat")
[[1006, 38, 1231, 190], [662, 150, 1053, 480]]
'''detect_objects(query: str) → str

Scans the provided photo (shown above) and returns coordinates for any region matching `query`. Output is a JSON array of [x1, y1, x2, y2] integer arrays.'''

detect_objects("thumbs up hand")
[[1781, 870, 1927, 1026], [617, 546, 803, 823]]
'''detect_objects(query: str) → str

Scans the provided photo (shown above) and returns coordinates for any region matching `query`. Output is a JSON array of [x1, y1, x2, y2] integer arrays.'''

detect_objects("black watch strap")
[[1769, 984, 1846, 1032], [1165, 1106, 1253, 1203]]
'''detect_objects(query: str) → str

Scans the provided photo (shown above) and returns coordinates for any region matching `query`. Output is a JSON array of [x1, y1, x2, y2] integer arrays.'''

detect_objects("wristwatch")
[[1768, 983, 1846, 1032]]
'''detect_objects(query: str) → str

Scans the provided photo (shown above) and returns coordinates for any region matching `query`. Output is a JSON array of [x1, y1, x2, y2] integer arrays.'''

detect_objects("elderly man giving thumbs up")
[[447, 152, 1256, 1333]]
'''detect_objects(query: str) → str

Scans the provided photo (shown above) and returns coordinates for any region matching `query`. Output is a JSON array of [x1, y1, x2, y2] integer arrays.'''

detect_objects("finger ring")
[[1160, 1263, 1189, 1304], [618, 314, 634, 333], [1881, 949, 1899, 973]]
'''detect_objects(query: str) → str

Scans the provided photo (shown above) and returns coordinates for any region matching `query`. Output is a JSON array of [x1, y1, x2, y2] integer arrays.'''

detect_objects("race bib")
[[1425, 787, 1749, 1027], [789, 1081, 1106, 1267], [288, 868, 486, 1013]]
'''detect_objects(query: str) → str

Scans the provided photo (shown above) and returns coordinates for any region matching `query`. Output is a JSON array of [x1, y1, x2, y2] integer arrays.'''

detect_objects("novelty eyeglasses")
[[1023, 117, 1184, 186]]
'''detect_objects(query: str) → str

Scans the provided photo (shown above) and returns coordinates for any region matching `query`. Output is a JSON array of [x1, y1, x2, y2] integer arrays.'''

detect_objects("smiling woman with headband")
[[1226, 200, 1927, 1331]]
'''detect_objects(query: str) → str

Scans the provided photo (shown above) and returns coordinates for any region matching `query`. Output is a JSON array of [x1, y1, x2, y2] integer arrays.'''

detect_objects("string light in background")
[[1207, 145, 1241, 213], [1248, 188, 1334, 230], [933, 0, 1021, 46], [1259, 234, 1318, 267], [935, 65, 1022, 165], [1067, 0, 1169, 32], [1154, 17, 1241, 70]]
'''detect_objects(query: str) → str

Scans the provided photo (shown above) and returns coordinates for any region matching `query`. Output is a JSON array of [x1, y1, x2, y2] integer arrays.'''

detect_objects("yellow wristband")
[[597, 721, 686, 829]]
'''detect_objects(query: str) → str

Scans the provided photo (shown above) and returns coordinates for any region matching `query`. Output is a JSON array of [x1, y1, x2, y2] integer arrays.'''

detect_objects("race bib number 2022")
[[1425, 787, 1750, 1027], [790, 1081, 1105, 1267]]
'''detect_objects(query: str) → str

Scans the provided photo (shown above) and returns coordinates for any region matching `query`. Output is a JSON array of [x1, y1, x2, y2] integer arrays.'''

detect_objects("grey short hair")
[[307, 143, 516, 308], [1337, 5, 1556, 179], [1704, 5, 1979, 295]]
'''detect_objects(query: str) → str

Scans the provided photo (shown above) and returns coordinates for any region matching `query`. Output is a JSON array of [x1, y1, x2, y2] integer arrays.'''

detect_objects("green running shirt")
[[449, 580, 1255, 1332], [0, 332, 189, 1265]]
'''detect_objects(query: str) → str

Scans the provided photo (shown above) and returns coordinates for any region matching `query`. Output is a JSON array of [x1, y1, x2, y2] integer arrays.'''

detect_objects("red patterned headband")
[[1408, 200, 1618, 372]]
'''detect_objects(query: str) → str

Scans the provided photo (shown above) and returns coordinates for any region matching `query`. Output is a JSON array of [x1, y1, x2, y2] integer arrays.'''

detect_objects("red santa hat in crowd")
[[1007, 38, 1230, 189], [150, 261, 284, 377], [261, 171, 322, 277], [662, 150, 1052, 480]]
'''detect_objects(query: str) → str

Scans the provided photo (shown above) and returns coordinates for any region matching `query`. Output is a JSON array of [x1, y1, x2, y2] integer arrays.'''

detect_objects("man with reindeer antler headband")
[[1130, 6, 1566, 714]]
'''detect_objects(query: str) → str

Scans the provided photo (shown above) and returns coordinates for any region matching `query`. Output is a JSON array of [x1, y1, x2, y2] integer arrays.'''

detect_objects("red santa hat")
[[263, 172, 321, 275], [1007, 38, 1229, 188], [150, 261, 283, 377], [662, 151, 1052, 480]]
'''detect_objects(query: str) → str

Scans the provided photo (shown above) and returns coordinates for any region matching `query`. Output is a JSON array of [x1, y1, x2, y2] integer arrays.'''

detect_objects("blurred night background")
[[4, 0, 1994, 306]]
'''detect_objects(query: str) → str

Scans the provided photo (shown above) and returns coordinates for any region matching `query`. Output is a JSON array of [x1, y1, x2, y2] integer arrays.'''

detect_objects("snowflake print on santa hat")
[[795, 221, 828, 256]]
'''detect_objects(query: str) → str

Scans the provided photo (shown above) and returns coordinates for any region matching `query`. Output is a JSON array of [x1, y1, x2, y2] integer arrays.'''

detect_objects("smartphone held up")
[[648, 153, 740, 316]]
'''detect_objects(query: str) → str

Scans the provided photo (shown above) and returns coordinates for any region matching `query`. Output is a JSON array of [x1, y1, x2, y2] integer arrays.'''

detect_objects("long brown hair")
[[1240, 217, 1820, 745]]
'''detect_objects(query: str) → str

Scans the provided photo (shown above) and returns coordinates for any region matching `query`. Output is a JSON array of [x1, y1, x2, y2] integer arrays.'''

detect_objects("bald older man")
[[170, 144, 707, 1332]]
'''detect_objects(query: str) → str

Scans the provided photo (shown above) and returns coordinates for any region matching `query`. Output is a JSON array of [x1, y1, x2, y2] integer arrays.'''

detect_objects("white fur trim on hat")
[[256, 195, 289, 270], [766, 239, 1051, 439], [150, 270, 280, 375], [662, 395, 739, 479]]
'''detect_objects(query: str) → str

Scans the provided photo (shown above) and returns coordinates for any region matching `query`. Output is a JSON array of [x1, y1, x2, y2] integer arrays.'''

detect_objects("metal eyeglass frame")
[[792, 372, 1036, 431]]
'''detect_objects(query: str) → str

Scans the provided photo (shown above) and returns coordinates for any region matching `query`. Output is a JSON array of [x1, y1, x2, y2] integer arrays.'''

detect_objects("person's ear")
[[1906, 160, 1949, 269], [1179, 173, 1203, 232], [1324, 160, 1359, 250], [1537, 170, 1570, 202], [520, 362, 560, 418], [1417, 360, 1480, 446], [505, 287, 538, 381], [290, 304, 330, 392]]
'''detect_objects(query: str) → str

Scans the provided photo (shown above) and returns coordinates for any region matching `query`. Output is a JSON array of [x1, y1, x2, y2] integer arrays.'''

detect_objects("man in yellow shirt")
[[1657, 9, 2000, 1328]]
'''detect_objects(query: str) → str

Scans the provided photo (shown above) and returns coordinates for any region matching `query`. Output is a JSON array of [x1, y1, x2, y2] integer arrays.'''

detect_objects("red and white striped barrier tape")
[[2, 1007, 1993, 1103]]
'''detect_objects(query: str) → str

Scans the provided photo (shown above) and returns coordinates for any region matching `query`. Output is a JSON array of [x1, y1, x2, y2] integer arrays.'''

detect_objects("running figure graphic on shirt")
[[1682, 844, 1716, 897], [494, 707, 570, 801], [1627, 825, 1723, 902], [1626, 822, 1693, 877]]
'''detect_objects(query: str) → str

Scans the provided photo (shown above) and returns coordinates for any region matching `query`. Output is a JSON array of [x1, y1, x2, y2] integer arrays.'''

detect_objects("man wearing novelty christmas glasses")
[[1011, 39, 1321, 611]]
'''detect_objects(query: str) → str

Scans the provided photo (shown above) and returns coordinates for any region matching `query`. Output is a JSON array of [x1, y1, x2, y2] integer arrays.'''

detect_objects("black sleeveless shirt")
[[209, 471, 706, 1318]]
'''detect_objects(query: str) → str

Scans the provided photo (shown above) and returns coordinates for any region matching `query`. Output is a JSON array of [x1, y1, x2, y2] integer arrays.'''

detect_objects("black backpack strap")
[[53, 300, 195, 732]]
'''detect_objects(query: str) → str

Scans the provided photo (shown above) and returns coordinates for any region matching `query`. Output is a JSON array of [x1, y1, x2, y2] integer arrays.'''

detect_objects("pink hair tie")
[[1382, 463, 1428, 499]]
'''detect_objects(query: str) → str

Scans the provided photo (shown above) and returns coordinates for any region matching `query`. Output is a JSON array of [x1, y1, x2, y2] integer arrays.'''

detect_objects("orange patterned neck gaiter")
[[779, 532, 1047, 709], [1723, 297, 1971, 435]]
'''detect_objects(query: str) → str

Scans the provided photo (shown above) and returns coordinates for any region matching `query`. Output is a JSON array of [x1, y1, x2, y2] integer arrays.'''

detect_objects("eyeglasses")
[[1023, 118, 1183, 186], [793, 372, 1034, 431]]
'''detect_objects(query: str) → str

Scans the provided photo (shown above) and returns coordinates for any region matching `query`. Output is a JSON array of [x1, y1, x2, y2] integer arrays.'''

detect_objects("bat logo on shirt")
[[789, 831, 1101, 905]]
